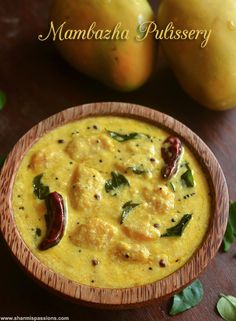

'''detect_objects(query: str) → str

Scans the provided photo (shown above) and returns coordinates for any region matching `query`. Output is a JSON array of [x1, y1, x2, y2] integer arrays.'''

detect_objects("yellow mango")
[[70, 217, 118, 250], [50, 0, 155, 91], [157, 0, 236, 110], [70, 165, 105, 210], [112, 241, 150, 263]]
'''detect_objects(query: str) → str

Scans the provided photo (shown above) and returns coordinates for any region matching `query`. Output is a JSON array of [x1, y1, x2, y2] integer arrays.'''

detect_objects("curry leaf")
[[217, 294, 236, 321], [229, 202, 236, 235], [222, 202, 236, 252], [223, 222, 235, 252], [107, 130, 140, 142], [161, 214, 192, 237], [0, 155, 6, 169], [33, 174, 50, 200], [35, 227, 42, 237], [169, 280, 204, 316], [169, 182, 176, 192], [105, 171, 129, 195], [0, 90, 6, 110], [120, 201, 141, 224], [181, 165, 195, 187]]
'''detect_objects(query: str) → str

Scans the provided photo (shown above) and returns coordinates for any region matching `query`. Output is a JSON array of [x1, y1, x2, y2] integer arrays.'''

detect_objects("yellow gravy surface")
[[13, 116, 211, 288]]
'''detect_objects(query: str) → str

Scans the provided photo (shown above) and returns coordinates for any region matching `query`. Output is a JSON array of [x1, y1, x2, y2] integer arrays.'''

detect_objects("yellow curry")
[[13, 116, 211, 288]]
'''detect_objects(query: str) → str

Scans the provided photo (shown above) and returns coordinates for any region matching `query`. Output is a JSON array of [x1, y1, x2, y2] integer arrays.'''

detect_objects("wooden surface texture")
[[0, 1, 236, 320]]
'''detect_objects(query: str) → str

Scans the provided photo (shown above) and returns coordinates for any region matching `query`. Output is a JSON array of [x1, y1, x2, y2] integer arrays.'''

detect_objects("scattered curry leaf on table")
[[169, 280, 204, 316], [223, 222, 235, 252], [33, 174, 50, 200], [222, 202, 236, 252], [217, 294, 236, 321], [161, 214, 192, 237], [120, 201, 141, 224], [0, 155, 6, 169], [0, 90, 6, 110], [0, 91, 7, 169]]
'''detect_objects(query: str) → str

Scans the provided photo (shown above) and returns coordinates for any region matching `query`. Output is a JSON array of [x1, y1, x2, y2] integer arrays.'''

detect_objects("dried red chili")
[[161, 136, 182, 179], [39, 192, 66, 251]]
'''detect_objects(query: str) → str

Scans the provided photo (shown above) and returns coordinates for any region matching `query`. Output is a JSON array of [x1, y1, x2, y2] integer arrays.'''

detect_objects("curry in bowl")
[[12, 116, 211, 288]]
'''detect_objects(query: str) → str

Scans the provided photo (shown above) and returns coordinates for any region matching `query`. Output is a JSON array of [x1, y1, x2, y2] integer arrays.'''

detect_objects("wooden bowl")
[[0, 102, 229, 309]]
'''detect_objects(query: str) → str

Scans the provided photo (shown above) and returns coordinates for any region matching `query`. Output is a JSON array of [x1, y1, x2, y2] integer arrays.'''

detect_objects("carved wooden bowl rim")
[[0, 102, 229, 309]]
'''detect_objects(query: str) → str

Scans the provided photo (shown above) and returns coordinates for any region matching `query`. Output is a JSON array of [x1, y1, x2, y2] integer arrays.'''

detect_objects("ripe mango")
[[50, 0, 155, 91], [157, 0, 236, 110]]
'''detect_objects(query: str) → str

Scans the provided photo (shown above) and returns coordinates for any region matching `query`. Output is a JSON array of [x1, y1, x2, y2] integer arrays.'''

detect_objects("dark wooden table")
[[0, 1, 235, 320]]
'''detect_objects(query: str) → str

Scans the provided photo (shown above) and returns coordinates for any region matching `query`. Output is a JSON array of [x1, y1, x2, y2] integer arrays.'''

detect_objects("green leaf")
[[223, 222, 234, 252], [219, 294, 236, 309], [169, 280, 204, 316], [120, 201, 141, 224], [181, 165, 195, 187], [107, 130, 140, 142], [0, 90, 6, 110], [161, 214, 192, 237], [35, 227, 42, 237], [0, 155, 6, 169], [169, 182, 176, 192], [217, 294, 236, 321], [128, 165, 148, 175], [105, 171, 130, 195], [33, 174, 50, 200], [222, 202, 236, 252], [229, 202, 236, 235]]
